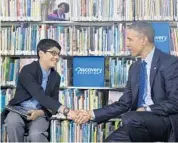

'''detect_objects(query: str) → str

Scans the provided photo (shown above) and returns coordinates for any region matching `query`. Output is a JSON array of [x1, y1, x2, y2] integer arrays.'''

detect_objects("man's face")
[[40, 47, 60, 68], [126, 29, 144, 57]]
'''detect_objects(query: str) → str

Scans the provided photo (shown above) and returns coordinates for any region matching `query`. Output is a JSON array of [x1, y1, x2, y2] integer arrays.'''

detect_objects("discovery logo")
[[75, 67, 102, 75], [154, 36, 167, 42]]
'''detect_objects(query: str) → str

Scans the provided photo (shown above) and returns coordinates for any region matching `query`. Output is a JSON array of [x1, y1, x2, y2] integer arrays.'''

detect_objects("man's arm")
[[93, 64, 134, 123], [18, 66, 61, 114], [150, 58, 178, 115]]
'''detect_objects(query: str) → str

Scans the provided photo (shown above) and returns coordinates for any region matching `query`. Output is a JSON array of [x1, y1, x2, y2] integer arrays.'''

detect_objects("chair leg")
[[24, 132, 29, 142]]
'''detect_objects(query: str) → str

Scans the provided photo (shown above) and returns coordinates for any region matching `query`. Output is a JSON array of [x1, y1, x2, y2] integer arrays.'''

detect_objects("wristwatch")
[[63, 107, 70, 116]]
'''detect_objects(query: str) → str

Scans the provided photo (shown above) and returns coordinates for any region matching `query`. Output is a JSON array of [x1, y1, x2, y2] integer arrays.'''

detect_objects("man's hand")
[[27, 110, 44, 120], [136, 107, 145, 111], [75, 110, 91, 124]]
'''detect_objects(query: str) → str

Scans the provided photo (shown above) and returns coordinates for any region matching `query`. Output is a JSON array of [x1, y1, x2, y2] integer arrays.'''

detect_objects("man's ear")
[[143, 36, 149, 45]]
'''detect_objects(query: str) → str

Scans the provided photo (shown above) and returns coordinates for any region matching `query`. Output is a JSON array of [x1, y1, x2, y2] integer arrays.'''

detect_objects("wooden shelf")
[[59, 86, 125, 91], [1, 54, 133, 59], [1, 85, 125, 91], [1, 20, 178, 27]]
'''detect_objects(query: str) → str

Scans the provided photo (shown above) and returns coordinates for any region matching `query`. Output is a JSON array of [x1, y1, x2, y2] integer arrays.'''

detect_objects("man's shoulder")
[[155, 48, 175, 59], [158, 49, 178, 62], [156, 48, 178, 68]]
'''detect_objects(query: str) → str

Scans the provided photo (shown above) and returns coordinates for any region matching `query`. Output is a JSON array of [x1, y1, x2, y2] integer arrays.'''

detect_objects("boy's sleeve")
[[18, 66, 62, 114]]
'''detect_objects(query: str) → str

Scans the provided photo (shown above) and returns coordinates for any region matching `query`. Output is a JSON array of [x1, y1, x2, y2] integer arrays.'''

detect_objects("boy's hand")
[[27, 110, 44, 120]]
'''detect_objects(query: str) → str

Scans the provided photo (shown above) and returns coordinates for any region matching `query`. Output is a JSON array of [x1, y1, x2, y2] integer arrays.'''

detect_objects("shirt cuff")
[[58, 105, 66, 114], [91, 110, 95, 120], [144, 105, 152, 111], [146, 106, 152, 111]]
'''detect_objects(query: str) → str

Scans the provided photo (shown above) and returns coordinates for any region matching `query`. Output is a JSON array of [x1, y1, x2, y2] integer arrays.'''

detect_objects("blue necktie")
[[137, 60, 147, 107]]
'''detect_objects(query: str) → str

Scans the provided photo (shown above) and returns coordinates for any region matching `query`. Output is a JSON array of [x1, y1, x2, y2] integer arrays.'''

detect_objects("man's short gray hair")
[[127, 22, 155, 43]]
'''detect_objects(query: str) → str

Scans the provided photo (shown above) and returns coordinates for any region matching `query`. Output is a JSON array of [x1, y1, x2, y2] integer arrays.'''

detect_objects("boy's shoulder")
[[20, 61, 39, 74], [23, 61, 38, 69]]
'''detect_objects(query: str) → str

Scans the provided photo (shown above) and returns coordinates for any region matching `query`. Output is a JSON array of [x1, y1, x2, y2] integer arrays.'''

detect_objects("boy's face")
[[40, 46, 60, 68]]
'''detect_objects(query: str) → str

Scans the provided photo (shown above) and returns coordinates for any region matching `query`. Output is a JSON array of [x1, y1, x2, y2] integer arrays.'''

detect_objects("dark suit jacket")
[[94, 48, 178, 141], [1, 61, 62, 123]]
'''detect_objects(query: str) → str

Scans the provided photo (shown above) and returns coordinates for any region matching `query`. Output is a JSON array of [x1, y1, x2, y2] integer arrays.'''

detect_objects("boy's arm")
[[18, 66, 62, 114], [42, 75, 61, 118]]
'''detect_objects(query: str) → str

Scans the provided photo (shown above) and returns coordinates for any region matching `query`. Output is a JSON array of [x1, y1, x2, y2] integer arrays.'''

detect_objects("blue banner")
[[73, 56, 105, 87], [151, 22, 170, 54]]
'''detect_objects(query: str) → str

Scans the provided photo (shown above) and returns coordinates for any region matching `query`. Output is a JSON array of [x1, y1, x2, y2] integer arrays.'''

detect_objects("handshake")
[[66, 109, 93, 124]]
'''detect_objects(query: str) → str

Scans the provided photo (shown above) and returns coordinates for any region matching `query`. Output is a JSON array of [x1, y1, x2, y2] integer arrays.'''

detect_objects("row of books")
[[0, 89, 15, 113], [59, 89, 104, 111], [0, 58, 37, 86], [56, 58, 71, 88], [108, 58, 132, 88], [1, 0, 178, 21], [135, 0, 175, 20], [71, 0, 178, 21], [175, 0, 178, 20], [70, 0, 134, 21], [1, 57, 131, 88], [0, 0, 41, 21], [0, 88, 123, 114], [0, 24, 130, 56], [170, 28, 178, 56], [58, 89, 123, 111], [50, 119, 121, 142]]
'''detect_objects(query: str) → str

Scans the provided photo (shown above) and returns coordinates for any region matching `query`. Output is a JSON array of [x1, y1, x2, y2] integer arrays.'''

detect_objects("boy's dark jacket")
[[1, 61, 61, 124]]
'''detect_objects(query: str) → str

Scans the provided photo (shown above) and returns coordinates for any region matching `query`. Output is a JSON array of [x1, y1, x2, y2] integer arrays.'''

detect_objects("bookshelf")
[[0, 85, 125, 91], [1, 0, 178, 142]]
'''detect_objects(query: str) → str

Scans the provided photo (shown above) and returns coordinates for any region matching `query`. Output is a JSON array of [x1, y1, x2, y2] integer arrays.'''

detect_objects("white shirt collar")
[[143, 47, 155, 65]]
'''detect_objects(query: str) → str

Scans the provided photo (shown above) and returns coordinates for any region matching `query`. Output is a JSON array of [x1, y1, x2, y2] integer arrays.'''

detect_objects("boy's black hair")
[[37, 39, 61, 58]]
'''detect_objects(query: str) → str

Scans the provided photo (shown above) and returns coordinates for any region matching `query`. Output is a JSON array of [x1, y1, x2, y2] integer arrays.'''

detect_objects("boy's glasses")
[[45, 50, 60, 57]]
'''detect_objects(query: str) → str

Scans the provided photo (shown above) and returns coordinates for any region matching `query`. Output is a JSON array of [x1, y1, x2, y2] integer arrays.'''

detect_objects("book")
[[47, 0, 70, 21], [5, 105, 29, 119]]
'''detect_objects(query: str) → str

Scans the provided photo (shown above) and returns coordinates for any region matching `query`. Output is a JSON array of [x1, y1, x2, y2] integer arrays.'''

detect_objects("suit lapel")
[[150, 49, 160, 88], [37, 61, 43, 84], [132, 49, 160, 106], [37, 61, 55, 96], [45, 68, 55, 95], [132, 60, 141, 102]]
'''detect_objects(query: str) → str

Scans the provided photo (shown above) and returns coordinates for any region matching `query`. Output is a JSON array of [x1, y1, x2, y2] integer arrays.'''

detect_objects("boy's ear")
[[39, 50, 44, 58]]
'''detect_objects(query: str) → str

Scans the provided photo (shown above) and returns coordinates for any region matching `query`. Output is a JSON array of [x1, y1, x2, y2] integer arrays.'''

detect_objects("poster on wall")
[[73, 56, 105, 87], [151, 22, 170, 54]]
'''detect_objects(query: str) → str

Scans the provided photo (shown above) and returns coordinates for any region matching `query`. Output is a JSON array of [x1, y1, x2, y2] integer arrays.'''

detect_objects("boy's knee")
[[5, 112, 24, 128], [28, 131, 48, 142]]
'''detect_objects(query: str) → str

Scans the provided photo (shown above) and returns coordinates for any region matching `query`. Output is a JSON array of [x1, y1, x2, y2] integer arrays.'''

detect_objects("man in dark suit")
[[2, 39, 77, 142], [75, 22, 178, 142]]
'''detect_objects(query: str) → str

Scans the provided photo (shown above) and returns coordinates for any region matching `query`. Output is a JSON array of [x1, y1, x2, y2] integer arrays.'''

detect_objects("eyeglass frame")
[[44, 50, 61, 57]]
